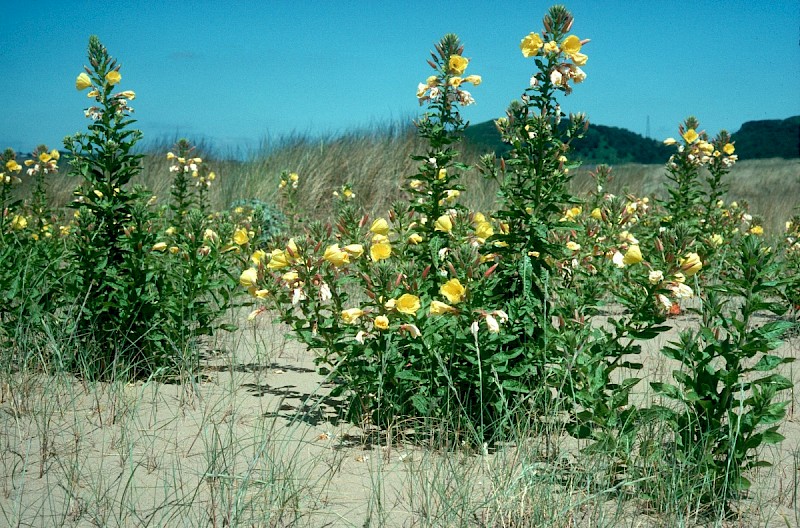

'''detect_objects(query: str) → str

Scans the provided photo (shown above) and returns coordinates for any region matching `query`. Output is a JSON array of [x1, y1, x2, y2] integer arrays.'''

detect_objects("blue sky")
[[1, 1, 798, 156]]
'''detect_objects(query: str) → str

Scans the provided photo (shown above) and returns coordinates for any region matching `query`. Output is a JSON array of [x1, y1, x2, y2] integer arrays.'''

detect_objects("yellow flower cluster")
[[417, 54, 481, 107]]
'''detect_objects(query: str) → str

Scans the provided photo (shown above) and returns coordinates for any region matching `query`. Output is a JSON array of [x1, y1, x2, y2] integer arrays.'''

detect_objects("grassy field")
[[28, 127, 799, 235]]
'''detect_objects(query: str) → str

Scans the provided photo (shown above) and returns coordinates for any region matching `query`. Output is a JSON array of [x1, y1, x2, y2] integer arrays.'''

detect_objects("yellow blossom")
[[267, 249, 290, 270], [233, 228, 250, 246], [76, 73, 92, 90], [723, 143, 735, 155], [520, 32, 543, 57], [370, 218, 389, 236], [566, 241, 581, 251], [622, 245, 643, 265], [281, 271, 299, 283], [561, 35, 582, 58], [448, 55, 468, 75], [590, 208, 603, 220], [679, 253, 702, 276], [440, 278, 466, 304], [11, 215, 27, 230], [710, 234, 724, 246], [408, 233, 423, 244], [475, 221, 494, 242], [682, 128, 699, 144], [749, 225, 764, 236], [434, 215, 453, 233], [663, 137, 677, 145], [250, 249, 266, 265], [5, 160, 21, 172], [437, 168, 447, 180], [370, 241, 392, 261], [239, 268, 259, 288], [105, 70, 121, 86], [341, 308, 364, 324], [151, 242, 168, 252], [543, 40, 559, 54], [430, 300, 457, 315], [374, 315, 390, 330], [324, 244, 350, 267], [396, 294, 421, 316], [169, 246, 179, 254]]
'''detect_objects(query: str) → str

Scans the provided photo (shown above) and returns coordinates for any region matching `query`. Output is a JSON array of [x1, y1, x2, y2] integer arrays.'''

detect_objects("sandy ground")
[[0, 312, 798, 527]]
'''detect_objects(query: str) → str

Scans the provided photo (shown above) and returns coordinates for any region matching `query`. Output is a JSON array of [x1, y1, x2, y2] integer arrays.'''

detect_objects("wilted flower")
[[370, 218, 389, 236], [324, 244, 350, 267], [396, 294, 421, 316], [399, 323, 421, 338], [440, 278, 466, 304], [76, 73, 92, 90], [679, 253, 702, 276], [434, 215, 453, 233], [239, 268, 259, 288], [430, 300, 458, 315], [649, 270, 664, 284], [485, 313, 500, 333], [408, 233, 423, 245], [622, 245, 643, 265], [203, 229, 219, 243], [341, 308, 365, 324], [342, 244, 364, 259]]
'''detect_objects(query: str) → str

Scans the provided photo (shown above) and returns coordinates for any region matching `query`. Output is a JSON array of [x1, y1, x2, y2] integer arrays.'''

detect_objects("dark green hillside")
[[464, 120, 672, 164], [464, 116, 800, 163], [731, 116, 799, 159]]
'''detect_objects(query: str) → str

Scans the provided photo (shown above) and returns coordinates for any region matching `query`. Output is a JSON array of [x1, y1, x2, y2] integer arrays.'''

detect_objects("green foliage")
[[650, 235, 795, 507]]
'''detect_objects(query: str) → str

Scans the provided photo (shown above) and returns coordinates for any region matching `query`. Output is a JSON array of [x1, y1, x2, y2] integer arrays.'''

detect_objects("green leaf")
[[752, 354, 792, 371]]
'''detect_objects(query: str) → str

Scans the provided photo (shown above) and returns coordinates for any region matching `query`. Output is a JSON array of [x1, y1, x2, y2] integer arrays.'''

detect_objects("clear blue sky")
[[1, 1, 798, 156]]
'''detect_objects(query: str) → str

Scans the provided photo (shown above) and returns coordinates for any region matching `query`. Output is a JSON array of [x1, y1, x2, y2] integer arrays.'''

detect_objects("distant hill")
[[730, 116, 800, 160], [464, 116, 800, 164]]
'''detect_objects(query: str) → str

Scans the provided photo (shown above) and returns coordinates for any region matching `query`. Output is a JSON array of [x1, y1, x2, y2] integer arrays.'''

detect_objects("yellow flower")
[[723, 143, 735, 155], [105, 70, 121, 86], [75, 73, 92, 90], [622, 245, 643, 265], [448, 76, 463, 87], [239, 268, 259, 288], [281, 270, 299, 283], [324, 244, 350, 267], [663, 137, 677, 145], [250, 249, 266, 265], [374, 315, 390, 330], [370, 241, 392, 261], [396, 294, 421, 316], [682, 128, 699, 144], [233, 228, 249, 246], [710, 234, 724, 246], [448, 54, 468, 75], [370, 218, 389, 236], [679, 253, 702, 276], [440, 278, 466, 304], [151, 242, 168, 252], [407, 233, 423, 245], [267, 249, 290, 270], [434, 215, 452, 233], [475, 221, 494, 242], [437, 168, 447, 180], [520, 32, 543, 57], [561, 35, 582, 58], [566, 241, 581, 252], [10, 215, 27, 230], [5, 160, 21, 173], [430, 300, 457, 315], [571, 52, 588, 66], [749, 225, 764, 236], [169, 246, 179, 254], [543, 40, 559, 54], [463, 75, 482, 86], [590, 208, 603, 220], [341, 308, 364, 324]]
